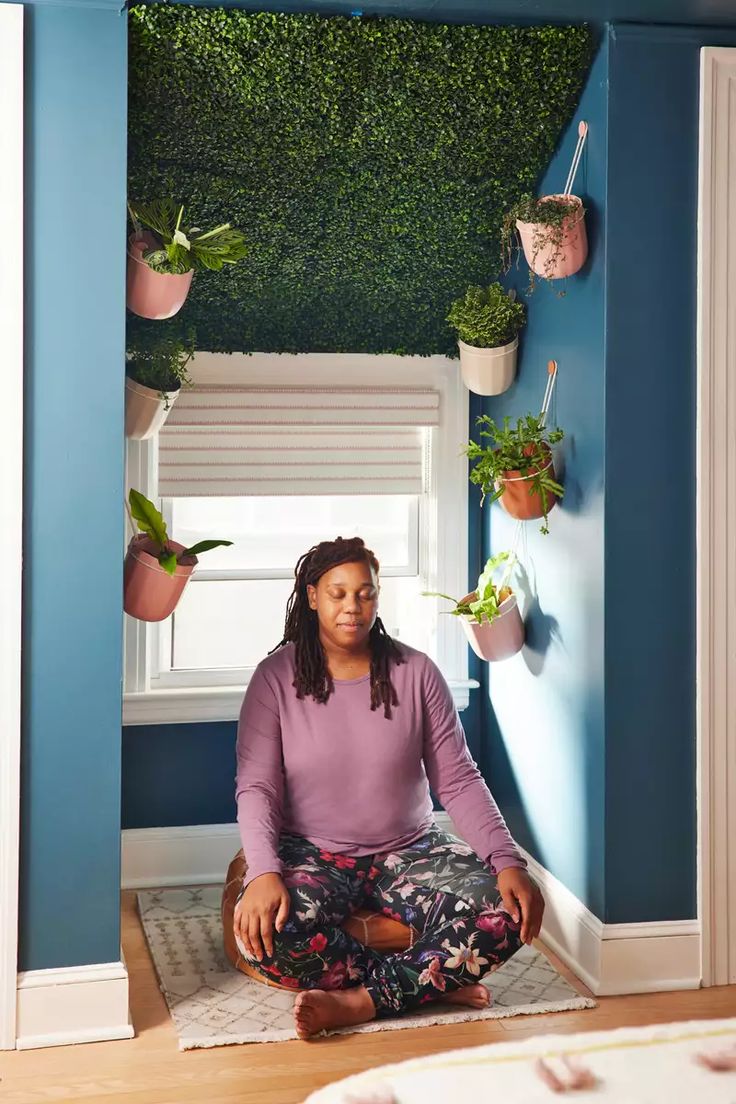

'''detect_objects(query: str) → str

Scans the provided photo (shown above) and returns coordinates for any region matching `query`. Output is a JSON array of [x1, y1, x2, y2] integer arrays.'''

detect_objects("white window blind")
[[158, 385, 440, 497]]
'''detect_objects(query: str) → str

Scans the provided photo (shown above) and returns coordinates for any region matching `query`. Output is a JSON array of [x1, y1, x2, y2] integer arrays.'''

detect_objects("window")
[[123, 353, 476, 723], [158, 493, 430, 679]]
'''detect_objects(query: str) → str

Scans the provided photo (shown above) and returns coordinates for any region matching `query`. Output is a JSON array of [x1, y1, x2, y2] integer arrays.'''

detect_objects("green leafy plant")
[[423, 551, 516, 624], [128, 8, 593, 354], [466, 413, 565, 534], [501, 193, 584, 291], [128, 489, 233, 575], [126, 328, 196, 407], [446, 283, 526, 350], [128, 199, 248, 275]]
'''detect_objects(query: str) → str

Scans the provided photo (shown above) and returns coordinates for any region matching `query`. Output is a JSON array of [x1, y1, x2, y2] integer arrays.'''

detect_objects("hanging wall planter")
[[124, 330, 195, 440], [127, 231, 194, 320], [126, 199, 248, 320], [125, 377, 180, 440], [497, 443, 560, 522], [423, 551, 524, 662], [459, 591, 524, 662], [465, 362, 564, 535], [123, 489, 233, 622], [446, 284, 526, 396], [502, 121, 589, 290], [515, 193, 587, 281], [124, 534, 197, 622]]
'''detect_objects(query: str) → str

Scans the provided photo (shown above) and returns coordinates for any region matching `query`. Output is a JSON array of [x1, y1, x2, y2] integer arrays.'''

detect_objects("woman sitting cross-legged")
[[233, 535, 544, 1040]]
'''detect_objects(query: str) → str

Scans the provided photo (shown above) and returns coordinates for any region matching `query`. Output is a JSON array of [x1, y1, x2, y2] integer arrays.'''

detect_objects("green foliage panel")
[[128, 7, 592, 355]]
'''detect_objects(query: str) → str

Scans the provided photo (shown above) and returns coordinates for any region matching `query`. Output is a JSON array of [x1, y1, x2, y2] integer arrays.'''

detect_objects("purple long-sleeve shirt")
[[235, 642, 526, 887]]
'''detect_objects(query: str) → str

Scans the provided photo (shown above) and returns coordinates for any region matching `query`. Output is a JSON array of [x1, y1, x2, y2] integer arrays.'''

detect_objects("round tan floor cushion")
[[222, 849, 414, 991]]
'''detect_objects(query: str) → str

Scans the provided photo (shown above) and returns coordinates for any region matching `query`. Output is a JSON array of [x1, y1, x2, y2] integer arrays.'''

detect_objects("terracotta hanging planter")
[[496, 445, 561, 522], [457, 336, 518, 396], [126, 231, 194, 320], [516, 194, 588, 281], [459, 591, 524, 662], [123, 535, 197, 622], [125, 376, 180, 440]]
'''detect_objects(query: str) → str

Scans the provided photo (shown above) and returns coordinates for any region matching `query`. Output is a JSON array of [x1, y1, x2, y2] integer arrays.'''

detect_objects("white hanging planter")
[[125, 376, 179, 440], [459, 591, 525, 662], [458, 336, 518, 396]]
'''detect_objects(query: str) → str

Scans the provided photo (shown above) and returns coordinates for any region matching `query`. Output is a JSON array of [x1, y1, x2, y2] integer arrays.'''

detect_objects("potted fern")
[[502, 193, 587, 290], [466, 413, 565, 535], [125, 330, 195, 440], [423, 552, 524, 662], [446, 283, 526, 396], [126, 199, 248, 319], [124, 489, 233, 622]]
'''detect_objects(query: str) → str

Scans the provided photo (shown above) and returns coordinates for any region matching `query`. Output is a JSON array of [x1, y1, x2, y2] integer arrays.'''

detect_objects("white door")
[[697, 46, 736, 987], [0, 1, 24, 1050]]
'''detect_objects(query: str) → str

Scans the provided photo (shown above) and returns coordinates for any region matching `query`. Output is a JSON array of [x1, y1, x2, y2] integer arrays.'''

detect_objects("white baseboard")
[[16, 952, 133, 1050], [435, 813, 701, 996], [121, 822, 240, 889], [122, 817, 701, 997]]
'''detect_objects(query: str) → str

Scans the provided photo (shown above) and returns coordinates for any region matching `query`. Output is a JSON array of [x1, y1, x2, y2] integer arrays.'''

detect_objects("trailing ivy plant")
[[501, 193, 584, 292], [126, 327, 196, 408], [466, 413, 565, 534], [423, 551, 516, 624], [129, 489, 233, 575], [446, 283, 526, 349], [127, 8, 593, 355], [128, 199, 247, 274]]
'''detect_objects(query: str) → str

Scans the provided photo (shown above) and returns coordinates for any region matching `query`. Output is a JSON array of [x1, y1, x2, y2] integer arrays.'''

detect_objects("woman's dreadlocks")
[[270, 536, 404, 719]]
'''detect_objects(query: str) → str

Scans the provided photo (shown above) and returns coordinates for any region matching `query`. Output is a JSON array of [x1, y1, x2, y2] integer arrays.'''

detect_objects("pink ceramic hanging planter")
[[123, 534, 197, 622], [126, 230, 194, 320], [515, 121, 589, 282], [459, 590, 524, 662]]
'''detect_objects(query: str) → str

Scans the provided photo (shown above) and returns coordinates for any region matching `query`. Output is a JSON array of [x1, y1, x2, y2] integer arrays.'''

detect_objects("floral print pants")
[[235, 828, 523, 1016]]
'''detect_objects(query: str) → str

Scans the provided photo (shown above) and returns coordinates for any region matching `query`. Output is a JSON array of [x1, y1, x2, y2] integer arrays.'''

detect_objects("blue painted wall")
[[603, 23, 736, 923], [480, 37, 608, 919], [19, 1, 127, 971], [484, 23, 736, 924], [123, 723, 237, 827]]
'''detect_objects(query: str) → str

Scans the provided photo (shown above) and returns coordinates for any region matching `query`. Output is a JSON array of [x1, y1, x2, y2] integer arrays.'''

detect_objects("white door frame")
[[0, 2, 24, 1050], [697, 46, 736, 988]]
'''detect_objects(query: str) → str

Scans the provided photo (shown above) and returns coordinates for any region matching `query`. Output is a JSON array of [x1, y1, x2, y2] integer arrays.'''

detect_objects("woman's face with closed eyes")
[[306, 559, 379, 652]]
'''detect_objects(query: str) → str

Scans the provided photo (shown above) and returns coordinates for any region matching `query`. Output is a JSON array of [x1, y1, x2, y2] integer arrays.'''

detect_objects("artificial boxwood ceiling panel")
[[127, 8, 592, 355]]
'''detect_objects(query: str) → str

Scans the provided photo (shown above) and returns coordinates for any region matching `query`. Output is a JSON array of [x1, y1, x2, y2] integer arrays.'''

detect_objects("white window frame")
[[123, 352, 477, 723]]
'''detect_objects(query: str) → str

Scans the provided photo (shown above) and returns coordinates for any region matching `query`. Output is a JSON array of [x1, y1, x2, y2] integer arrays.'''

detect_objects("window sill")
[[122, 678, 480, 726]]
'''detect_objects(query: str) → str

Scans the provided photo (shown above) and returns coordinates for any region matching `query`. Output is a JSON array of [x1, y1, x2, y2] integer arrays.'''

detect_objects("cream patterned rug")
[[138, 886, 596, 1050], [303, 1017, 736, 1103]]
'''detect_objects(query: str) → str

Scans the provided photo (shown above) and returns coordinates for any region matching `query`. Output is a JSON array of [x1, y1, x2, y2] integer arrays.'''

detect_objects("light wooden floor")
[[1, 891, 735, 1104]]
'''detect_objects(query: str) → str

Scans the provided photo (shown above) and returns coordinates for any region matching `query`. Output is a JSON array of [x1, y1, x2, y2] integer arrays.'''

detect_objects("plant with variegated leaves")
[[127, 199, 247, 274]]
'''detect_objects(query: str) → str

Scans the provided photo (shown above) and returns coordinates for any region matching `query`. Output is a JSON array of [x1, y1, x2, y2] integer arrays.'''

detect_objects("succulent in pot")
[[124, 489, 233, 622], [126, 198, 248, 319], [422, 552, 524, 662], [446, 283, 526, 396], [465, 413, 565, 535]]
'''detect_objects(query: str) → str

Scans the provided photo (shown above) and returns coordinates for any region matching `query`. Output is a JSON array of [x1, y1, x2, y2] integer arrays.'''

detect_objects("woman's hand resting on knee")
[[234, 873, 291, 962], [497, 867, 545, 945]]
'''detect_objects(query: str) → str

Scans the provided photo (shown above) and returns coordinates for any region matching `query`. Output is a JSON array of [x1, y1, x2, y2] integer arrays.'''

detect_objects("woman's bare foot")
[[441, 983, 491, 1009], [294, 986, 376, 1040]]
